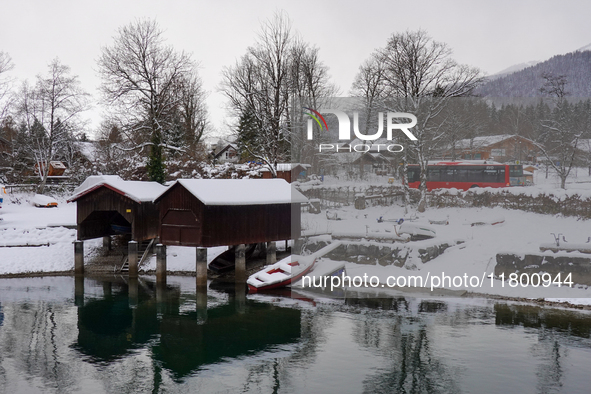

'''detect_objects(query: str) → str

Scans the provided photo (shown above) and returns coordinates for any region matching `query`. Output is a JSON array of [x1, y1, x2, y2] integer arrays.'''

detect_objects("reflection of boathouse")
[[74, 279, 301, 378], [154, 179, 307, 247], [68, 175, 166, 241]]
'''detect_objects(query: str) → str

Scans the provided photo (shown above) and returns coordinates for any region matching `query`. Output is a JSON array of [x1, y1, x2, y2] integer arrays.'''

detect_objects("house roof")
[[67, 175, 167, 203], [453, 134, 535, 150], [213, 143, 238, 159], [259, 163, 311, 172], [156, 178, 308, 205]]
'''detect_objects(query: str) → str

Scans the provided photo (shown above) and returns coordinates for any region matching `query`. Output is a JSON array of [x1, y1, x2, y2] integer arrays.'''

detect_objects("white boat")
[[247, 255, 316, 292], [396, 222, 436, 240]]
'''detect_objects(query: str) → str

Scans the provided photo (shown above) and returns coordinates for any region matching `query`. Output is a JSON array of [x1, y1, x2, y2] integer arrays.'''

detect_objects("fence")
[[299, 185, 407, 209], [429, 190, 591, 219], [299, 184, 591, 219]]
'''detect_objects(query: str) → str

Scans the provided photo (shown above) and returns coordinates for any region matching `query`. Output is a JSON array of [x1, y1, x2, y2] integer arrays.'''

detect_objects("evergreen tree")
[[146, 131, 165, 183]]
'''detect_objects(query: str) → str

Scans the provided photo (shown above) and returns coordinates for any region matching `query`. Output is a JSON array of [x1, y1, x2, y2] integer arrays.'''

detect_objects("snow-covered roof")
[[158, 178, 308, 205], [427, 160, 501, 165], [453, 134, 533, 150], [68, 175, 167, 203], [259, 163, 311, 172]]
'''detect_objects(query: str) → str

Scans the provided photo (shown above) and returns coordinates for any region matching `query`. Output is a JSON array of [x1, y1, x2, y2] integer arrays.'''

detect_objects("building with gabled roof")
[[211, 142, 239, 164], [444, 134, 539, 163], [154, 178, 307, 247], [68, 175, 166, 241], [259, 163, 311, 182]]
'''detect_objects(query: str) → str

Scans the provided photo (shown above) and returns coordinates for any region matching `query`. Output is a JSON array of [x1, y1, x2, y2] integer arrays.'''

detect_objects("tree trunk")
[[37, 164, 48, 194], [560, 174, 566, 189], [417, 151, 427, 213], [402, 152, 409, 214]]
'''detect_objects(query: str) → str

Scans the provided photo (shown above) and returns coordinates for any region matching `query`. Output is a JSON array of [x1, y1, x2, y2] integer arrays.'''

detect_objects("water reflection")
[[73, 278, 301, 380], [0, 277, 591, 393]]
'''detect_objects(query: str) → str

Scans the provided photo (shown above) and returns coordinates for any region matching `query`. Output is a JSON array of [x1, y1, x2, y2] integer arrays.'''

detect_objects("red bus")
[[407, 162, 525, 191]]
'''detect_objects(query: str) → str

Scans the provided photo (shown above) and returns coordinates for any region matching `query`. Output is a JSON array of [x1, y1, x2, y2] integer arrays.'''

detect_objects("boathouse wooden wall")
[[75, 186, 160, 241], [158, 182, 301, 247]]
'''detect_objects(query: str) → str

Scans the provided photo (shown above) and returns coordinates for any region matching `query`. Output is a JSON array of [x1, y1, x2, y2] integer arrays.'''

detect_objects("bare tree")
[[221, 12, 337, 176], [355, 30, 484, 211], [16, 59, 90, 193], [0, 51, 15, 121], [221, 13, 292, 177], [539, 72, 569, 98], [98, 19, 207, 182], [175, 72, 208, 145], [535, 74, 585, 189], [290, 38, 339, 165], [350, 55, 387, 135]]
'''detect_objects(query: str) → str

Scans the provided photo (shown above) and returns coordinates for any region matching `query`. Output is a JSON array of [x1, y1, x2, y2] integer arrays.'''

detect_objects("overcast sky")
[[2, 0, 590, 139]]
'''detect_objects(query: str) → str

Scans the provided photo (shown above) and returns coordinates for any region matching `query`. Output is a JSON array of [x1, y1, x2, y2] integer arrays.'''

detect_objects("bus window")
[[407, 167, 420, 183], [468, 168, 483, 182], [441, 169, 455, 182], [483, 168, 499, 182], [509, 165, 523, 177], [427, 169, 441, 182]]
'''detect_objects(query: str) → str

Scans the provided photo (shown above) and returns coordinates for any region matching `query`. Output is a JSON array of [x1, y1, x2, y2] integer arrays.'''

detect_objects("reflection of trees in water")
[[363, 326, 460, 394], [0, 301, 79, 392], [239, 307, 337, 393], [494, 302, 591, 394], [532, 332, 565, 394], [348, 299, 460, 394]]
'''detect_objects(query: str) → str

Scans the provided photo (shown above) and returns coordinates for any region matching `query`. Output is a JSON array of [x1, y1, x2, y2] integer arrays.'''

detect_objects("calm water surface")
[[1, 276, 591, 393]]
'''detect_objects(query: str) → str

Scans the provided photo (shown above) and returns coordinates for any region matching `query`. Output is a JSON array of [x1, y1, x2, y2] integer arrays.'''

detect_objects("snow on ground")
[[303, 204, 591, 301], [0, 198, 82, 275], [142, 245, 228, 272], [1, 168, 591, 306]]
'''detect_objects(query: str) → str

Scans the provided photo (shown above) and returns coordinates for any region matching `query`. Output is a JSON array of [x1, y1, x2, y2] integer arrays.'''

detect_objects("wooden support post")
[[103, 282, 112, 298], [74, 240, 84, 275], [294, 238, 304, 255], [128, 241, 138, 278], [196, 286, 207, 324], [266, 241, 277, 265], [156, 281, 167, 315], [74, 275, 84, 307], [196, 247, 208, 288], [235, 244, 246, 283], [235, 282, 247, 314], [103, 236, 111, 250], [128, 277, 138, 308], [156, 244, 167, 284]]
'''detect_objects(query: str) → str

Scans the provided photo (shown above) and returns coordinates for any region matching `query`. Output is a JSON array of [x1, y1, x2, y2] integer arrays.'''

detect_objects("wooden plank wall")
[[158, 183, 300, 247]]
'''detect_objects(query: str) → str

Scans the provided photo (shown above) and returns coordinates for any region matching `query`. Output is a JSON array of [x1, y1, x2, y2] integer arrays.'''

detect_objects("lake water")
[[1, 276, 590, 393]]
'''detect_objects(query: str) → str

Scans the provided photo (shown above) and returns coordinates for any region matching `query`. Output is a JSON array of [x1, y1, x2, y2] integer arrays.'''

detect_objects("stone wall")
[[495, 253, 591, 286]]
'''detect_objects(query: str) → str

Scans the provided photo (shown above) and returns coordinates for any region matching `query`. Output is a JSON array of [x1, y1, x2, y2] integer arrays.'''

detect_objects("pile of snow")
[[31, 194, 58, 208], [0, 201, 79, 275]]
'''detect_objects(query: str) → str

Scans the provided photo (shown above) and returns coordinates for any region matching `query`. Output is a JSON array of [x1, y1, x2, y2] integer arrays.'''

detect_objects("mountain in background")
[[476, 45, 591, 97], [488, 60, 540, 80]]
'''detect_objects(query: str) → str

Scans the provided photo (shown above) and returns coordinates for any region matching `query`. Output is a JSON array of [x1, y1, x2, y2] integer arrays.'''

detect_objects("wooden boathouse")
[[153, 178, 308, 287], [68, 175, 166, 241], [154, 178, 307, 247]]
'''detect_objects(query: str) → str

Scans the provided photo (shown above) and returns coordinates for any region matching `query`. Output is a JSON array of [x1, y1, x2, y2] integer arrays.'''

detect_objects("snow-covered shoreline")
[[1, 170, 590, 308]]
